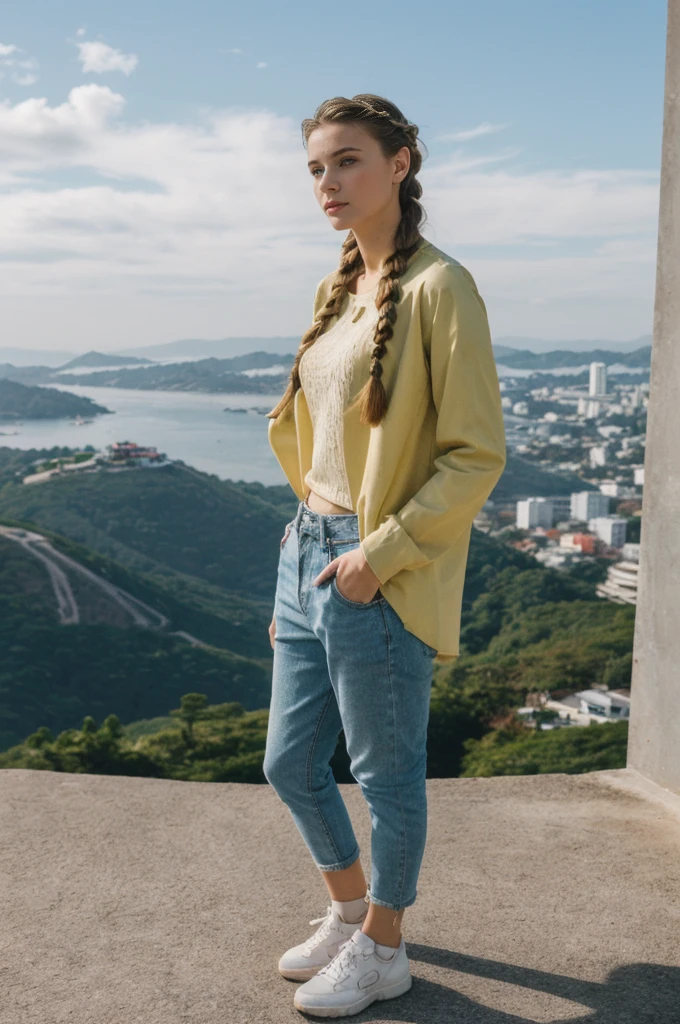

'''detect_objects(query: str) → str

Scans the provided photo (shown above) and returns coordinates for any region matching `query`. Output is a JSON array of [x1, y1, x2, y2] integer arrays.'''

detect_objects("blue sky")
[[0, 0, 668, 353]]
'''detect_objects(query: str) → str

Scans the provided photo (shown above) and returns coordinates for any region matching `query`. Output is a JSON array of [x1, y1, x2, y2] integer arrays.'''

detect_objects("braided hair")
[[266, 94, 429, 427]]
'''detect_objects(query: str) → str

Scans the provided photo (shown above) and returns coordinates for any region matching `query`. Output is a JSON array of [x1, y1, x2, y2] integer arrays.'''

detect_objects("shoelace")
[[300, 905, 335, 954], [316, 938, 361, 983]]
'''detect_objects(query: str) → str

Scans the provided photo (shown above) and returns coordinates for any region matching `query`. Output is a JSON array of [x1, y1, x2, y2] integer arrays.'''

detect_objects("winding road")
[[0, 525, 210, 647]]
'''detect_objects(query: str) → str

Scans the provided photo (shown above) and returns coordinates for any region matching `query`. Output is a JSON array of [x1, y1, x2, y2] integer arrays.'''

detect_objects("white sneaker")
[[278, 904, 365, 981], [292, 926, 412, 1017]]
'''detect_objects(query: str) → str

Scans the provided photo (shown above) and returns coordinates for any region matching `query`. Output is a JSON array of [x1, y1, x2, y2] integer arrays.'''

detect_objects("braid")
[[267, 93, 428, 426], [355, 229, 422, 426]]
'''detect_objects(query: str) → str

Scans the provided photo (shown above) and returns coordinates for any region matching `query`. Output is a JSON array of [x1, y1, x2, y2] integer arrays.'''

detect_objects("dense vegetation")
[[0, 463, 298, 600], [0, 450, 633, 776], [0, 522, 633, 774], [460, 719, 629, 776], [0, 534, 272, 750], [0, 448, 594, 570], [0, 379, 111, 420]]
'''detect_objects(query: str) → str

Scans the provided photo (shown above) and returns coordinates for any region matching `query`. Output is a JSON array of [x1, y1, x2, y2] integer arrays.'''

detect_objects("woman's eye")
[[311, 158, 356, 177]]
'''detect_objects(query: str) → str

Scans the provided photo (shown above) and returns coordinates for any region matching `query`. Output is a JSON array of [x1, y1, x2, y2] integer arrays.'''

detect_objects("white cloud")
[[0, 84, 660, 348], [0, 42, 39, 87], [76, 40, 138, 76], [436, 121, 511, 143], [76, 27, 87, 38], [221, 47, 243, 54], [424, 164, 658, 245], [256, 61, 267, 69]]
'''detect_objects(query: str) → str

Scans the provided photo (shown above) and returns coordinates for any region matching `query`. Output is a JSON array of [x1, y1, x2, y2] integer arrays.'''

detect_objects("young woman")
[[264, 94, 506, 1018]]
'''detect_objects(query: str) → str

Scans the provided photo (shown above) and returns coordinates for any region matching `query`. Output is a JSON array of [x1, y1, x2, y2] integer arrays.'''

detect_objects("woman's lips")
[[326, 203, 348, 213]]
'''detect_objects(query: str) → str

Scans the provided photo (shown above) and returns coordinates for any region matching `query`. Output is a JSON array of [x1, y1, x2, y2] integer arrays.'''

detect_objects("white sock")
[[331, 895, 368, 924], [374, 940, 398, 960]]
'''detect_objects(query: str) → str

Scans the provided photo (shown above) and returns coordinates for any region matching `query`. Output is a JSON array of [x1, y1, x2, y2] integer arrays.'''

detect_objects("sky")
[[0, 0, 669, 354]]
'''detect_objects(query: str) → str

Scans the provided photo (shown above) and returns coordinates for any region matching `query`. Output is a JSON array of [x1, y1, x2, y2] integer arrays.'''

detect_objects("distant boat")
[[69, 415, 93, 426]]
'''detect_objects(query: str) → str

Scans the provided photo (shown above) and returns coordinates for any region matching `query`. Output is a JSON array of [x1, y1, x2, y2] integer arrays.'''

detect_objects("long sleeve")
[[360, 264, 507, 584]]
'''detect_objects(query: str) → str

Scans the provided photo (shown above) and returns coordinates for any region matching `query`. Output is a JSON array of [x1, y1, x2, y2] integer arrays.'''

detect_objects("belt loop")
[[318, 511, 326, 551], [294, 500, 303, 532]]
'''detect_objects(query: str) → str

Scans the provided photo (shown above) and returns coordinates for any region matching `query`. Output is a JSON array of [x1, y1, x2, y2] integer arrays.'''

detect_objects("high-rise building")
[[550, 496, 573, 523], [571, 490, 610, 520], [589, 361, 607, 396], [588, 516, 628, 548], [516, 497, 554, 529]]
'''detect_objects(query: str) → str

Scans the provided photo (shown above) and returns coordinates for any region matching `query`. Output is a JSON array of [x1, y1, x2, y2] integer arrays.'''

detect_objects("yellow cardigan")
[[268, 239, 507, 664]]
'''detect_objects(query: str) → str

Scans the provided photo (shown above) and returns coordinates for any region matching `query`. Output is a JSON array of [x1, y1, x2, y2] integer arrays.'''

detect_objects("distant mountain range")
[[496, 346, 651, 370], [0, 329, 655, 393], [58, 350, 153, 371], [0, 340, 652, 398], [114, 337, 303, 361], [494, 334, 652, 355]]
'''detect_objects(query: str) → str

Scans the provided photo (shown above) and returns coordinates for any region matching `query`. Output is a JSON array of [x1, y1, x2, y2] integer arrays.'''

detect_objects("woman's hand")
[[312, 547, 381, 603], [269, 613, 276, 649]]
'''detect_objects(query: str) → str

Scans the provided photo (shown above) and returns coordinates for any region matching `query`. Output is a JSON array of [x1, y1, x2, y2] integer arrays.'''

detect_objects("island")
[[0, 379, 112, 421]]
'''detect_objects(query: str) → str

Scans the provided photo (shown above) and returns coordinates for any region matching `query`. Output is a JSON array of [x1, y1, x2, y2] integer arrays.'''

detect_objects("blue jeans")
[[263, 499, 436, 912]]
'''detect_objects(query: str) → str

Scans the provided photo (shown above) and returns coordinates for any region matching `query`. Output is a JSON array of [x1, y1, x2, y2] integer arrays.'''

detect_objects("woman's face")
[[307, 121, 409, 232]]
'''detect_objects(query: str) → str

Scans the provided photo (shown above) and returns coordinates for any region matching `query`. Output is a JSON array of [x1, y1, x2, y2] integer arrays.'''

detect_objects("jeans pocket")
[[280, 519, 295, 550], [328, 536, 382, 607], [330, 572, 382, 607]]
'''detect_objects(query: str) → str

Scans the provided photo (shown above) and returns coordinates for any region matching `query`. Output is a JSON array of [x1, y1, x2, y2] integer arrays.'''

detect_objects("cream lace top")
[[299, 282, 381, 510]]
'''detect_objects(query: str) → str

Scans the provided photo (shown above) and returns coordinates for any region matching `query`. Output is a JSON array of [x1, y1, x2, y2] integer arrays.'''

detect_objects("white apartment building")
[[577, 397, 602, 418], [516, 497, 554, 529], [589, 361, 607, 396], [588, 516, 627, 548], [590, 445, 608, 467], [571, 490, 610, 520]]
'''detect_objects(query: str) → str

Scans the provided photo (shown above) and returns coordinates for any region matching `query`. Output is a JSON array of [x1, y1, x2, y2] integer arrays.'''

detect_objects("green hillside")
[[0, 462, 297, 600], [460, 719, 629, 776], [0, 531, 272, 750], [0, 520, 633, 777], [491, 451, 598, 500], [0, 449, 633, 777], [0, 447, 75, 485]]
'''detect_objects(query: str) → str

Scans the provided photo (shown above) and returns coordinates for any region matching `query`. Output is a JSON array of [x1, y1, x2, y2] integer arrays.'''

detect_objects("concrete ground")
[[1, 766, 679, 1023]]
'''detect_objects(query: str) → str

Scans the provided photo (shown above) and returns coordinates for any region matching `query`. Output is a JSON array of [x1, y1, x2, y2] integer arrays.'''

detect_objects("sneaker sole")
[[293, 971, 412, 1016], [279, 963, 324, 982]]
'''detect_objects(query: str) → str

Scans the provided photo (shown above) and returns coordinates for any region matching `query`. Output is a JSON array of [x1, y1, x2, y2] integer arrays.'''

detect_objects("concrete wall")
[[628, 0, 680, 794]]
